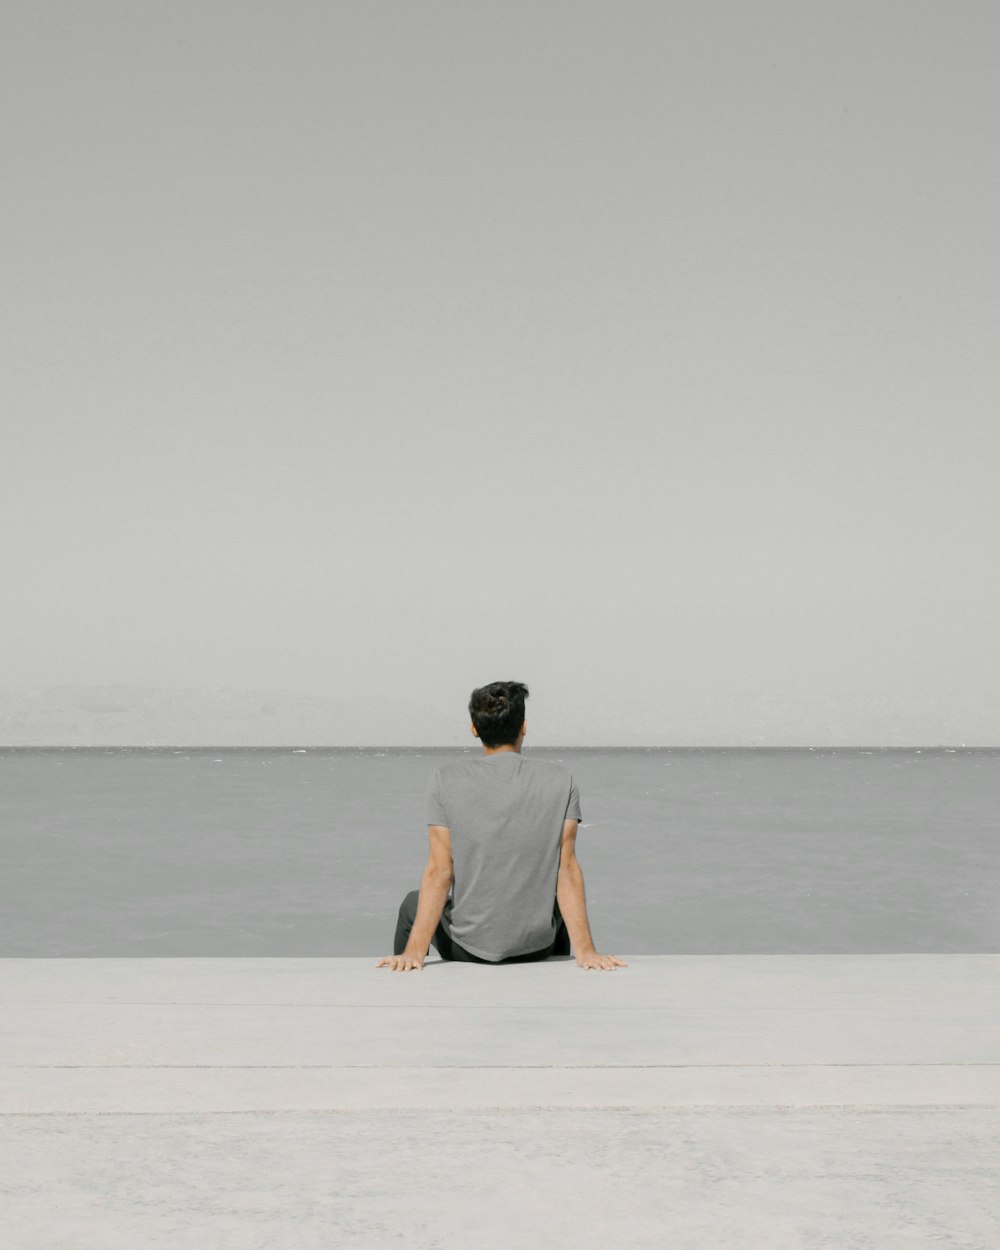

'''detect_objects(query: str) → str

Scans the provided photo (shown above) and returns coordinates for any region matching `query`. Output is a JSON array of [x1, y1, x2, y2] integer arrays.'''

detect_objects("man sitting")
[[377, 680, 627, 972]]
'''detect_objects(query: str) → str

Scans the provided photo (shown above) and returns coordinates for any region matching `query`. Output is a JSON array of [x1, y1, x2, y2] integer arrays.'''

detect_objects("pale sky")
[[3, 2, 999, 744]]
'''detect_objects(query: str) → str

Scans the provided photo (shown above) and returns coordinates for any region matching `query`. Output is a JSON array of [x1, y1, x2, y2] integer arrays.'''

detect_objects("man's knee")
[[400, 889, 420, 913]]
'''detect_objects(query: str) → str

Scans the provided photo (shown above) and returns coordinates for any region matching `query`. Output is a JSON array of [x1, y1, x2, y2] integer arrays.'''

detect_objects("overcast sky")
[[3, 2, 998, 744]]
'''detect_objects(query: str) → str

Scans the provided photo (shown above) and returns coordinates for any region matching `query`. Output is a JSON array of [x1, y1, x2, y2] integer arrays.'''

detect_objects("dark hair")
[[468, 680, 529, 748]]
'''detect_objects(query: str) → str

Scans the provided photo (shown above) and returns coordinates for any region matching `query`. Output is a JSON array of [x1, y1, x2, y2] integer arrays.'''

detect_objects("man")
[[376, 680, 627, 972]]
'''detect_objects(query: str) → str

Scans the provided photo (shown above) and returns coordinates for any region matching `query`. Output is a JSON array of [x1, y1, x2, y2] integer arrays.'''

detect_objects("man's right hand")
[[575, 950, 628, 970]]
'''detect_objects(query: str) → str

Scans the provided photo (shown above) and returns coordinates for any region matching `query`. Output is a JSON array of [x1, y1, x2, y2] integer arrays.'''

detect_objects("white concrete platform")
[[3, 955, 999, 1248]]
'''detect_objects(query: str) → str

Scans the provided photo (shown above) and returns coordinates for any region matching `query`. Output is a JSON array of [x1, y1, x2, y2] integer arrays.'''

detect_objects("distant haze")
[[1, 685, 994, 748], [3, 4, 998, 746]]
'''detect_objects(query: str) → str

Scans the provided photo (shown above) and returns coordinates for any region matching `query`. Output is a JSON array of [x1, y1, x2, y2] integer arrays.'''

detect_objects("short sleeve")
[[565, 775, 582, 822], [426, 767, 449, 827]]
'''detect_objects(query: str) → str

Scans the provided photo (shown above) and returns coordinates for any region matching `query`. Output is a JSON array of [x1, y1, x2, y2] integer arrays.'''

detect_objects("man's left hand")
[[375, 952, 425, 972]]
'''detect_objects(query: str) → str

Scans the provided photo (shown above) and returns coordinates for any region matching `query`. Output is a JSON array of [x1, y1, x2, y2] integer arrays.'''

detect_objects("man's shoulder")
[[427, 750, 570, 770], [431, 755, 479, 782], [434, 753, 478, 769], [431, 755, 574, 780]]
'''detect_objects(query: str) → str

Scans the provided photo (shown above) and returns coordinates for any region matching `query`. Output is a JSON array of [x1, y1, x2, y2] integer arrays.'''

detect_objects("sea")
[[1, 747, 996, 957]]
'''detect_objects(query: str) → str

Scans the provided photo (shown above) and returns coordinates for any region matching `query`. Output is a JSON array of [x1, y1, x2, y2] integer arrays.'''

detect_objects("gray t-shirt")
[[426, 751, 582, 961]]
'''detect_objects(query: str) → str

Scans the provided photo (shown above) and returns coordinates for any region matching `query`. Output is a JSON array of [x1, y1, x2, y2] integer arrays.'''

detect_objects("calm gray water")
[[1, 747, 996, 956]]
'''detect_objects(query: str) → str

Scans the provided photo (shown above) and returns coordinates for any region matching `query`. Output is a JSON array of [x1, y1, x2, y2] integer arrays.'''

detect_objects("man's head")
[[468, 680, 529, 750]]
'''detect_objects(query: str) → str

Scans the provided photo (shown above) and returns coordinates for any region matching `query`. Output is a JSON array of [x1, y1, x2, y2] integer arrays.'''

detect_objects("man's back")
[[427, 752, 581, 961]]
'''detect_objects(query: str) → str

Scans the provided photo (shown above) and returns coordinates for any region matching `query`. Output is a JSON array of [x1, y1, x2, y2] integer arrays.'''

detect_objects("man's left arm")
[[376, 824, 453, 971], [403, 863, 453, 956]]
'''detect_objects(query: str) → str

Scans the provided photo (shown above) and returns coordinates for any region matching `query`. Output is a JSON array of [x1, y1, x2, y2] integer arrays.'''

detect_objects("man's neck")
[[482, 745, 521, 756]]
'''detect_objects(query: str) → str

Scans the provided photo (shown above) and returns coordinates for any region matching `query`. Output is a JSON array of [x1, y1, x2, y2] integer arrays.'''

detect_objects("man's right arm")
[[556, 820, 596, 954], [556, 819, 628, 970]]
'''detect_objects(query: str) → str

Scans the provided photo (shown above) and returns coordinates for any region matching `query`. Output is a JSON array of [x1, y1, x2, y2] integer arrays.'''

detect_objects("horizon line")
[[0, 743, 991, 752]]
